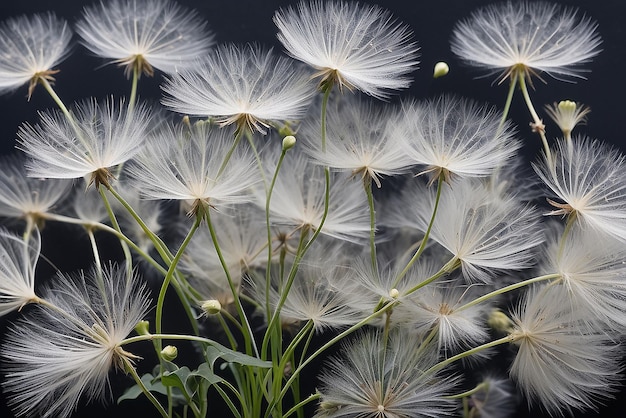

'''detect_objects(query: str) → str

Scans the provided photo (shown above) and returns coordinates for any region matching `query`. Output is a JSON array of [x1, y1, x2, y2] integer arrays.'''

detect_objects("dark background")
[[0, 0, 625, 417]]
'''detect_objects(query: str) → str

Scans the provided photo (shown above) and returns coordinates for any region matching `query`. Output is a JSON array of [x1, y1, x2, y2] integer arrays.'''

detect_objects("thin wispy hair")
[[450, 1, 602, 82], [403, 95, 520, 181], [256, 149, 370, 243], [127, 122, 259, 211], [0, 228, 40, 317], [301, 96, 413, 187], [274, 0, 419, 99], [76, 0, 214, 77], [316, 330, 458, 417], [17, 97, 152, 185], [533, 136, 626, 242], [0, 155, 71, 221], [1, 264, 151, 418], [0, 13, 72, 96], [509, 286, 622, 416], [161, 43, 315, 134]]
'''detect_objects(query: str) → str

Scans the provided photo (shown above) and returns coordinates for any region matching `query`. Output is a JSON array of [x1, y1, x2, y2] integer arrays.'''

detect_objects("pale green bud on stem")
[[282, 135, 296, 151], [201, 299, 222, 315], [161, 345, 178, 362], [487, 309, 514, 334], [433, 61, 449, 78], [135, 320, 151, 336]]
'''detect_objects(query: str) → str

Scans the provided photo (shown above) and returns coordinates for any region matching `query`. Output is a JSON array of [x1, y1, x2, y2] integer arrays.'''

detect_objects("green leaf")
[[205, 343, 271, 369], [118, 373, 169, 404]]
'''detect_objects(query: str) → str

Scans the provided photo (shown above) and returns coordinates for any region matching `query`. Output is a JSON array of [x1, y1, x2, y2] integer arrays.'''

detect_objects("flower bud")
[[433, 61, 449, 78], [134, 320, 150, 336], [389, 288, 400, 299], [201, 299, 222, 315], [161, 345, 178, 362], [282, 135, 296, 151], [487, 309, 514, 333]]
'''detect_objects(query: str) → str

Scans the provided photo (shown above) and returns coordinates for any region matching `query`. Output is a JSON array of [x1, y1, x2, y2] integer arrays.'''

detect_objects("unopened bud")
[[161, 345, 178, 361], [201, 299, 222, 315], [487, 309, 514, 333], [135, 320, 150, 336], [389, 288, 400, 299], [282, 135, 296, 151], [433, 62, 449, 79]]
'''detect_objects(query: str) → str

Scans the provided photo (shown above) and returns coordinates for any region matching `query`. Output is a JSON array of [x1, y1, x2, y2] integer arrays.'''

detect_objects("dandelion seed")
[[76, 0, 214, 77], [0, 228, 40, 317], [316, 330, 458, 417], [533, 136, 626, 242], [509, 286, 622, 416], [451, 1, 602, 84], [1, 264, 151, 418], [0, 13, 72, 98], [161, 44, 315, 134], [127, 122, 259, 216], [0, 156, 71, 226], [402, 95, 519, 183], [301, 96, 413, 187], [274, 0, 419, 98], [17, 97, 152, 188]]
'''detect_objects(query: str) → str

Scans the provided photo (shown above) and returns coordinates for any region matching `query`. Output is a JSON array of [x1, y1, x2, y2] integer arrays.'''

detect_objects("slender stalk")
[[283, 393, 321, 418], [497, 70, 518, 134], [38, 77, 72, 121], [128, 62, 140, 114], [393, 174, 444, 286], [154, 214, 201, 349], [364, 177, 378, 274], [455, 273, 560, 313], [122, 356, 168, 418], [217, 128, 245, 177], [424, 335, 514, 376], [518, 73, 551, 160], [205, 209, 258, 357]]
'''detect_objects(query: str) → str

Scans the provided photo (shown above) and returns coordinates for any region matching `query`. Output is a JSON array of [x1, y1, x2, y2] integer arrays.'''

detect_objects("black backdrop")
[[0, 0, 625, 417]]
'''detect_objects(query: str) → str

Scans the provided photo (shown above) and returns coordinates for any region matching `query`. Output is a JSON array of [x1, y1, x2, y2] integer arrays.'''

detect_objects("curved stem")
[[497, 70, 518, 134], [122, 356, 168, 418], [205, 209, 258, 357], [455, 273, 560, 313], [155, 214, 201, 348], [424, 335, 514, 376], [267, 301, 396, 414]]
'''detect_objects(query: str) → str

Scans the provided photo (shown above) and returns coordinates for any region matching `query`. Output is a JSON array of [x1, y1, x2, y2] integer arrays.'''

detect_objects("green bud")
[[161, 345, 178, 362], [282, 135, 296, 151], [201, 299, 222, 315], [487, 309, 514, 333], [135, 320, 150, 336], [433, 61, 449, 78]]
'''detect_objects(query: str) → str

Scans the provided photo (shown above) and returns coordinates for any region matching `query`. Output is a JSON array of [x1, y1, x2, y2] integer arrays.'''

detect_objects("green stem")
[[205, 209, 258, 357], [424, 335, 513, 376], [217, 129, 245, 178], [267, 301, 396, 414], [155, 214, 201, 348], [498, 70, 518, 134], [518, 73, 551, 160], [393, 174, 443, 287], [129, 62, 140, 114], [364, 177, 378, 274], [446, 381, 488, 399], [122, 356, 168, 418], [265, 147, 288, 327], [282, 393, 321, 418], [454, 273, 560, 313]]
